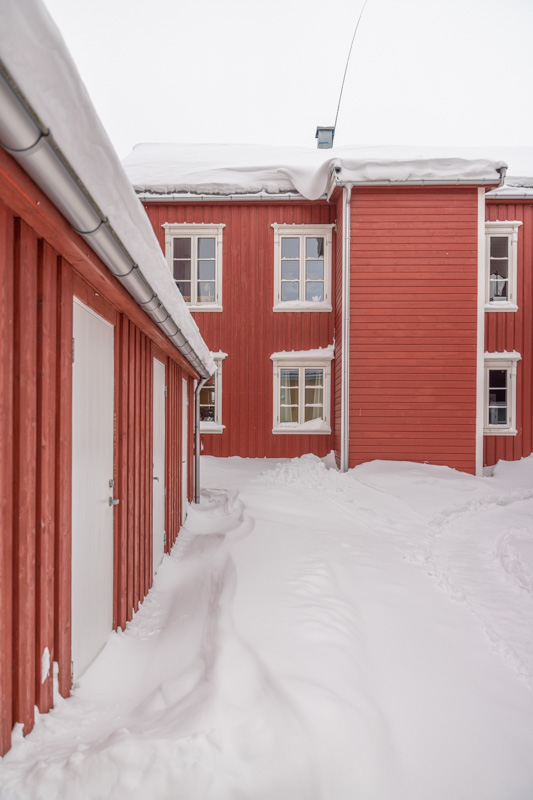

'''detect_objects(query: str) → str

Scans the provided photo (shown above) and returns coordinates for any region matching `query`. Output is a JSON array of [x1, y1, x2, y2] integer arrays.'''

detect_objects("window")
[[485, 221, 521, 311], [484, 352, 521, 435], [163, 224, 224, 310], [271, 348, 333, 434], [272, 224, 334, 311], [200, 352, 226, 433]]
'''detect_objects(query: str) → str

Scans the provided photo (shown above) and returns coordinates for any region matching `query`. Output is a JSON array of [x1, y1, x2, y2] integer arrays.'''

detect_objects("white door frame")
[[71, 299, 114, 681]]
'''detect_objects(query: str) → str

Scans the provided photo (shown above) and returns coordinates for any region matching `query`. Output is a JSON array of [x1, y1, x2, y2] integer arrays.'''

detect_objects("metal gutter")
[[0, 59, 211, 379], [137, 191, 313, 203]]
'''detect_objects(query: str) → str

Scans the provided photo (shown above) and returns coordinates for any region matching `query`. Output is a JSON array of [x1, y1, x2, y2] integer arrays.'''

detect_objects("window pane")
[[173, 260, 191, 282], [489, 406, 507, 425], [306, 282, 324, 302], [490, 237, 508, 259], [200, 385, 215, 404], [281, 261, 299, 280], [197, 281, 215, 302], [281, 282, 299, 301], [489, 389, 507, 405], [305, 369, 323, 386], [200, 406, 215, 422], [490, 261, 508, 279], [198, 260, 215, 280], [306, 237, 324, 258], [281, 369, 299, 387], [173, 238, 191, 259], [198, 237, 216, 258], [280, 406, 299, 423], [176, 282, 191, 302], [489, 370, 506, 388], [305, 388, 323, 405], [306, 260, 324, 280], [280, 388, 298, 405], [304, 406, 323, 422], [281, 237, 299, 258]]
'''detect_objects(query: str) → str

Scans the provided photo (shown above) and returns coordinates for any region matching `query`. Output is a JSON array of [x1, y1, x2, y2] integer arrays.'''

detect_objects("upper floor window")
[[485, 221, 521, 311], [163, 223, 224, 311], [272, 224, 334, 312], [271, 347, 334, 434], [484, 352, 521, 435], [200, 352, 226, 433]]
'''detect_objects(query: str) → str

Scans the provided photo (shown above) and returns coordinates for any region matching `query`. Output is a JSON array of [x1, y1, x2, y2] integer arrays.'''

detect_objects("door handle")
[[109, 497, 120, 506]]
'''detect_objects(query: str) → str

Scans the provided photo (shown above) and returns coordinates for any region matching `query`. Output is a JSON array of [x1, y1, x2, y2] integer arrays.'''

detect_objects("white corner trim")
[[476, 187, 486, 477]]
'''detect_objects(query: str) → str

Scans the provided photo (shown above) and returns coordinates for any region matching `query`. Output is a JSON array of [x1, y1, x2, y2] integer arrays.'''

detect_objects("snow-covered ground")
[[2, 455, 533, 800]]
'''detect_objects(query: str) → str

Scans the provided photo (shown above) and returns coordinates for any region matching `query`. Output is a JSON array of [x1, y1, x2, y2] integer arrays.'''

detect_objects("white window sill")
[[273, 424, 331, 435], [200, 423, 225, 434], [483, 428, 518, 436], [484, 302, 518, 313], [187, 304, 223, 312], [273, 302, 332, 313]]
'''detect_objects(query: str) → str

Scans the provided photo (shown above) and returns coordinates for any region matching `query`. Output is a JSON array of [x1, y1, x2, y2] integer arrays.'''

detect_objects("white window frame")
[[483, 352, 521, 435], [484, 221, 521, 312], [271, 349, 333, 434], [272, 224, 334, 312], [163, 223, 224, 311], [200, 352, 227, 433]]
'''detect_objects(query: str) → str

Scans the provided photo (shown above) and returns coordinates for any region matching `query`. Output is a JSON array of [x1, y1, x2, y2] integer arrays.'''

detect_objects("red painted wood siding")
[[0, 151, 197, 755], [348, 187, 479, 473], [484, 200, 533, 465], [144, 201, 336, 458]]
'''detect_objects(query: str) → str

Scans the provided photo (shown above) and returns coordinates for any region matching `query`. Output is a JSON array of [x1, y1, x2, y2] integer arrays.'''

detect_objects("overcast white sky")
[[43, 0, 532, 160]]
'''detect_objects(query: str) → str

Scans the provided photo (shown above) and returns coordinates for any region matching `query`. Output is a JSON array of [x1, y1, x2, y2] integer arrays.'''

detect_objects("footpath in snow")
[[1, 454, 533, 800]]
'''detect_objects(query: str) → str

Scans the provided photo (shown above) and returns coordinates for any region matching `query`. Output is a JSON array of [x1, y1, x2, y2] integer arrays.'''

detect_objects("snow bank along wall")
[[0, 148, 196, 756]]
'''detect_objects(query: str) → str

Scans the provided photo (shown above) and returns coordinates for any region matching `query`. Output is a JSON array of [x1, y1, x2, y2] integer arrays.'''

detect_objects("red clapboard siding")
[[348, 187, 479, 474], [35, 241, 57, 714], [144, 201, 336, 458], [0, 198, 14, 755], [484, 200, 533, 466], [1, 149, 199, 755], [13, 218, 38, 735]]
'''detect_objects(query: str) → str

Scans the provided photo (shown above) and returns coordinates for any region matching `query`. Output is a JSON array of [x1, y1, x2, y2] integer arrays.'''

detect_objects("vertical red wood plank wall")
[[348, 187, 479, 474], [0, 154, 197, 755], [144, 201, 336, 459], [0, 198, 14, 756], [484, 199, 533, 466]]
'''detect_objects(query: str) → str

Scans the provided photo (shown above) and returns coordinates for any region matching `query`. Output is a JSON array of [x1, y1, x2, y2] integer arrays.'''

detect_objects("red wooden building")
[[125, 144, 532, 476], [0, 6, 213, 755]]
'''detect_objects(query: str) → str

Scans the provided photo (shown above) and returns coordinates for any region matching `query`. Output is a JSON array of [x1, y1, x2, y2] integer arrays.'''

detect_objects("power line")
[[334, 0, 369, 132]]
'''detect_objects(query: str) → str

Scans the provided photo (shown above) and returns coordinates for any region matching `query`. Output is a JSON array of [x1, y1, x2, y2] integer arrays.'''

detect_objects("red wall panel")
[[484, 200, 533, 465], [348, 187, 479, 473], [0, 151, 197, 755], [144, 201, 336, 458]]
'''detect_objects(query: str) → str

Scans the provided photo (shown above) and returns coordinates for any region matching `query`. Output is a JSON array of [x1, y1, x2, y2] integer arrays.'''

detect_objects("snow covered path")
[[1, 455, 533, 799]]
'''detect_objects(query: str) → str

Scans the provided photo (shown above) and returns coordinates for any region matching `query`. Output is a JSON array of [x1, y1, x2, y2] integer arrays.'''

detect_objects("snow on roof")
[[0, 0, 214, 376], [123, 143, 509, 201]]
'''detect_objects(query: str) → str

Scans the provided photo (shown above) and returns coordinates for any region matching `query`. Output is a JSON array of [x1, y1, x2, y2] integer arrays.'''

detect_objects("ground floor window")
[[484, 352, 520, 435], [200, 352, 226, 433], [271, 347, 333, 434]]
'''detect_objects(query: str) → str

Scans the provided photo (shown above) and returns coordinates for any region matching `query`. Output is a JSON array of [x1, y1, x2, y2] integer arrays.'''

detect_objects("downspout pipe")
[[194, 378, 208, 504], [0, 60, 211, 380], [341, 183, 353, 472]]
